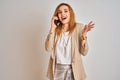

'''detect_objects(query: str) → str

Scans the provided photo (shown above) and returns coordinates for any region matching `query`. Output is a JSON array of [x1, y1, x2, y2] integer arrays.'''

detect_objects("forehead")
[[58, 5, 69, 11]]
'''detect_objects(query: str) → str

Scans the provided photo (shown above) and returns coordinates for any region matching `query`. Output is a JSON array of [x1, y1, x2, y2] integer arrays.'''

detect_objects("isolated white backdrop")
[[0, 0, 120, 80]]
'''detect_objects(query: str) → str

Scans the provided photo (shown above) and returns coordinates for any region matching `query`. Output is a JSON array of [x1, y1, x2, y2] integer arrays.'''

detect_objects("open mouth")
[[61, 17, 67, 21]]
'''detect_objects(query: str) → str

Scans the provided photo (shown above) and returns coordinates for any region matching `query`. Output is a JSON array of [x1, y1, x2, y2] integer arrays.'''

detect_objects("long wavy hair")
[[53, 3, 76, 36]]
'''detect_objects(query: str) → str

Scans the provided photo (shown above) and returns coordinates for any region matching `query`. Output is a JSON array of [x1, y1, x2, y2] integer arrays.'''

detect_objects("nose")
[[61, 12, 65, 16]]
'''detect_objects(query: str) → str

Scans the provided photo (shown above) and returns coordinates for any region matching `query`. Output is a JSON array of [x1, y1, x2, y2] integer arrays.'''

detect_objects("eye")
[[64, 10, 68, 13], [64, 9, 68, 13], [57, 11, 62, 14]]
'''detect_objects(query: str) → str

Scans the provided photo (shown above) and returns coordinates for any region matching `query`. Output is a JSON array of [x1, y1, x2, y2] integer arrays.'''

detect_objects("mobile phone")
[[54, 19, 62, 26]]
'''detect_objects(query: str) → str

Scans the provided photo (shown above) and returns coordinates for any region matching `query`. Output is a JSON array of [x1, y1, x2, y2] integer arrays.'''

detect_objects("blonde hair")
[[53, 3, 76, 36]]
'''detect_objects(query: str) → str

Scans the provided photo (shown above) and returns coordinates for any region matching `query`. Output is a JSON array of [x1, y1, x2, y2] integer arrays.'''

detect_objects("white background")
[[0, 0, 120, 80]]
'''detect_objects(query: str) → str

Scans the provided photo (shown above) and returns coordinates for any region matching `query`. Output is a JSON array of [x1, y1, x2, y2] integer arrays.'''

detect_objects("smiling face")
[[54, 3, 76, 35], [57, 5, 70, 25]]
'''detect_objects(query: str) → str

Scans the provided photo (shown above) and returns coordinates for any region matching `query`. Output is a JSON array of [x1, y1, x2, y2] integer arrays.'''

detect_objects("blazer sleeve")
[[45, 32, 56, 52], [78, 24, 89, 56]]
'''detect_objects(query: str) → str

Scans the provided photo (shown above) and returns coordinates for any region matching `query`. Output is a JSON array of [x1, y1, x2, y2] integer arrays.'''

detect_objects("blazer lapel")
[[71, 27, 77, 62]]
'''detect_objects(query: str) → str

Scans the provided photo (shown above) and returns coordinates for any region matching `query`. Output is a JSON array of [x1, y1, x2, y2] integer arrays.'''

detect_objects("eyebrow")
[[58, 9, 68, 12]]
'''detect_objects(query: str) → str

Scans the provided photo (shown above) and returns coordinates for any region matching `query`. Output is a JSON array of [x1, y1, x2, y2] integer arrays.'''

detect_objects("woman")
[[45, 3, 94, 80]]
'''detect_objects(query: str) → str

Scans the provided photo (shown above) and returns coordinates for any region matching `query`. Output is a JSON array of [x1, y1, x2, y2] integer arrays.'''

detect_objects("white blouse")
[[56, 31, 72, 64]]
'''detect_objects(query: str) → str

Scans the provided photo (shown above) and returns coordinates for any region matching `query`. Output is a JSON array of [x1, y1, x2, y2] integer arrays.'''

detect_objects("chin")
[[62, 21, 69, 25]]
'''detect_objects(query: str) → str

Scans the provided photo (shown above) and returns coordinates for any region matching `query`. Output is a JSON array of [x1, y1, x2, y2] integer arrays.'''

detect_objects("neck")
[[62, 23, 69, 32]]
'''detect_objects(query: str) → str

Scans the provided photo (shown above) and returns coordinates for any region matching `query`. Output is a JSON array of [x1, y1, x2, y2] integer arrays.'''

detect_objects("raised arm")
[[80, 21, 95, 56], [45, 16, 58, 52]]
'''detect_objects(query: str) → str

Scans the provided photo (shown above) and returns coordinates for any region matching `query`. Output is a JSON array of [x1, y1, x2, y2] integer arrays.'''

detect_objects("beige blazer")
[[45, 23, 88, 80]]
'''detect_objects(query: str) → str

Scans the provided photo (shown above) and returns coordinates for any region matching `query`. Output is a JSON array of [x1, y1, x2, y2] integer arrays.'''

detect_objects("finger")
[[89, 25, 94, 28], [87, 26, 94, 31], [87, 25, 94, 31], [88, 21, 93, 25], [52, 16, 58, 20], [88, 25, 94, 29], [88, 23, 95, 29], [84, 24, 88, 28], [88, 22, 95, 27], [90, 23, 95, 27]]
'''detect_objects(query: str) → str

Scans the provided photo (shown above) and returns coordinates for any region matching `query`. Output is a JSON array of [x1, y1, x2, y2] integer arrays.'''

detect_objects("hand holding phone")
[[54, 19, 62, 26]]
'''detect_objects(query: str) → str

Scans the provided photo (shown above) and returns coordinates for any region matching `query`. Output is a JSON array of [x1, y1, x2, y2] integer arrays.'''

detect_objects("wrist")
[[82, 35, 87, 40], [50, 27, 56, 33]]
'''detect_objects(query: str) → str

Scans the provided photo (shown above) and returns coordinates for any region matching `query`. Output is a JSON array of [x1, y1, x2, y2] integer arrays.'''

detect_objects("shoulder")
[[75, 22, 84, 32]]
